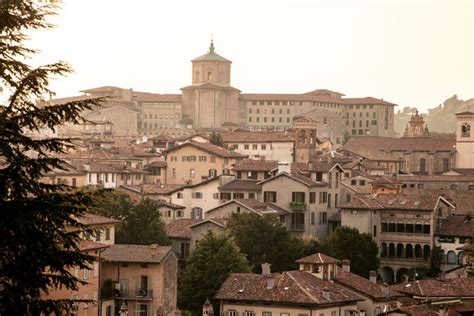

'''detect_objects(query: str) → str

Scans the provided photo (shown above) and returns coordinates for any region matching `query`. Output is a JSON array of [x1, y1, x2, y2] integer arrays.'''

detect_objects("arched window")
[[207, 71, 213, 80], [396, 244, 404, 258], [406, 244, 413, 258], [415, 244, 422, 258], [462, 123, 471, 137], [423, 245, 430, 260], [388, 243, 395, 257], [458, 251, 464, 265], [447, 251, 456, 264], [381, 243, 387, 258]]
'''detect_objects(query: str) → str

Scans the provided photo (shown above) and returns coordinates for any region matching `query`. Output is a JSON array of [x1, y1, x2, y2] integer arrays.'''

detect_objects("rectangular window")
[[351, 179, 357, 185], [210, 156, 216, 163], [172, 168, 176, 178], [191, 207, 203, 219], [261, 144, 267, 150], [190, 169, 195, 178], [192, 192, 203, 199], [105, 227, 110, 240], [264, 191, 277, 203], [311, 212, 315, 225], [245, 312, 255, 316], [310, 192, 316, 204], [228, 311, 237, 316], [291, 192, 305, 202]]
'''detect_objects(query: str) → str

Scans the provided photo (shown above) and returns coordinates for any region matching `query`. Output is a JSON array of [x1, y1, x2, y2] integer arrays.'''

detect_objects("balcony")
[[289, 201, 306, 211], [101, 281, 154, 300]]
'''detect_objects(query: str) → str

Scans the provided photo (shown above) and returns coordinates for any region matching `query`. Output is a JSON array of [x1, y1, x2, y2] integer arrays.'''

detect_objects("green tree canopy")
[[227, 213, 320, 272], [320, 226, 379, 278], [209, 131, 224, 147], [90, 190, 169, 245], [179, 231, 251, 315], [0, 1, 104, 313]]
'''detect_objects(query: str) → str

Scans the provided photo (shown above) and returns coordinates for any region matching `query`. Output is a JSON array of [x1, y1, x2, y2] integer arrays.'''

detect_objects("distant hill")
[[395, 95, 474, 135]]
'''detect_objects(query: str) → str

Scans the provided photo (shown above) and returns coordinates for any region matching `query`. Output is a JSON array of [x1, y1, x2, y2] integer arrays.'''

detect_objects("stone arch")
[[396, 268, 410, 283], [415, 244, 422, 258], [406, 244, 413, 258], [447, 250, 456, 264], [396, 243, 404, 258], [423, 245, 431, 260], [388, 243, 395, 258], [381, 266, 394, 283]]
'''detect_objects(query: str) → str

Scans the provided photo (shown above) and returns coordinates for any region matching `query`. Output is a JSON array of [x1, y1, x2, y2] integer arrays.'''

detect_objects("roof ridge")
[[286, 272, 320, 303]]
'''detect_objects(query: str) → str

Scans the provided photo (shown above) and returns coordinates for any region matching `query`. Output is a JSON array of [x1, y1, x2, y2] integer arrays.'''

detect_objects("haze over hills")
[[394, 95, 474, 135]]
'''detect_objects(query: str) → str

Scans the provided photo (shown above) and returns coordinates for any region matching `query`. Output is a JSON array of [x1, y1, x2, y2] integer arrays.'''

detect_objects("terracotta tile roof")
[[436, 215, 474, 237], [339, 193, 443, 211], [50, 94, 99, 105], [233, 199, 286, 215], [101, 244, 172, 263], [455, 111, 474, 116], [79, 240, 109, 252], [78, 213, 120, 226], [220, 131, 294, 143], [395, 278, 474, 298], [334, 270, 403, 300], [239, 93, 314, 101], [449, 168, 474, 176], [394, 174, 474, 183], [160, 201, 185, 210], [258, 171, 328, 188], [296, 253, 341, 264], [342, 148, 403, 162], [121, 183, 186, 195], [406, 189, 474, 214], [181, 83, 240, 92], [343, 97, 396, 106], [167, 140, 247, 158], [219, 180, 262, 192], [233, 159, 278, 172], [80, 86, 122, 93], [343, 137, 456, 153], [385, 304, 439, 316], [215, 270, 361, 306], [188, 218, 227, 229], [146, 160, 167, 168], [150, 134, 174, 142], [165, 219, 202, 239], [134, 93, 181, 103], [233, 159, 279, 172]]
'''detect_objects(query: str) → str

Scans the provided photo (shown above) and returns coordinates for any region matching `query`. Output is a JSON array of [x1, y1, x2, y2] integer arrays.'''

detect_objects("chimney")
[[149, 244, 159, 257], [278, 161, 291, 174], [261, 263, 271, 275], [342, 259, 350, 272], [369, 271, 377, 283], [439, 305, 447, 316]]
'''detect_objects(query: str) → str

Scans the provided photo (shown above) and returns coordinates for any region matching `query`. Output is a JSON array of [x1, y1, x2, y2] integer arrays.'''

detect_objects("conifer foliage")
[[0, 1, 103, 314]]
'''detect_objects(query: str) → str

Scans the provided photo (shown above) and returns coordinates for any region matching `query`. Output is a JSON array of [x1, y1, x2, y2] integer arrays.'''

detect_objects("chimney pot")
[[149, 244, 159, 257], [261, 263, 271, 275], [369, 270, 377, 283], [342, 259, 351, 272]]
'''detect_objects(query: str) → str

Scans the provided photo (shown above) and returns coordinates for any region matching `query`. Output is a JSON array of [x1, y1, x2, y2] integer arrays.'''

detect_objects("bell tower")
[[293, 116, 318, 162], [456, 111, 474, 168]]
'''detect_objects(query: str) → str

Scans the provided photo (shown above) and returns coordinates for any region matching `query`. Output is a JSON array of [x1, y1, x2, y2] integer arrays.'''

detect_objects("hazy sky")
[[29, 0, 473, 111]]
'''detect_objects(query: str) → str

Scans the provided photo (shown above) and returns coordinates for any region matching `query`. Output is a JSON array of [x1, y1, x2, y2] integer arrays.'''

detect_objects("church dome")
[[192, 40, 231, 62]]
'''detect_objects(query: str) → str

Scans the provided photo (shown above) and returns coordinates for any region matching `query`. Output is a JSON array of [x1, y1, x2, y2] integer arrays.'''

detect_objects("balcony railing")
[[289, 201, 306, 211]]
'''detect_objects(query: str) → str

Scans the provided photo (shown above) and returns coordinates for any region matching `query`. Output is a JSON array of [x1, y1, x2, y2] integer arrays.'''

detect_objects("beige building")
[[258, 169, 330, 239], [221, 131, 295, 162], [340, 193, 456, 283], [100, 244, 178, 316], [215, 257, 362, 316], [181, 41, 241, 129], [165, 140, 247, 185]]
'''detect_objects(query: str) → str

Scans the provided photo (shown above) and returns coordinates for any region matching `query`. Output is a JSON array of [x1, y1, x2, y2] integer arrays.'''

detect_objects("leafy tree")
[[341, 131, 351, 145], [209, 131, 224, 147], [428, 246, 444, 276], [178, 231, 250, 316], [227, 213, 320, 272], [320, 226, 379, 278], [91, 190, 169, 245], [0, 1, 104, 313]]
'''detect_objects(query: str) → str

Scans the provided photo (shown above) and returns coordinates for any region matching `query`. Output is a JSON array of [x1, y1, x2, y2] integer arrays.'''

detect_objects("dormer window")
[[462, 122, 471, 137]]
